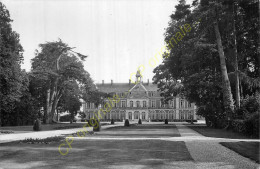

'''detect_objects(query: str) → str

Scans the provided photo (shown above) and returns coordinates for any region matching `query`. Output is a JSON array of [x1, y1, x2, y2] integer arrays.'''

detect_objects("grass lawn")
[[220, 142, 260, 163], [0, 140, 193, 168], [98, 124, 181, 137], [0, 122, 111, 133], [0, 123, 86, 132], [186, 124, 254, 139]]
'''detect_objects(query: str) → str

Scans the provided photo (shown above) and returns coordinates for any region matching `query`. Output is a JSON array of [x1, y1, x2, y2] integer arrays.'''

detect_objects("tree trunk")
[[214, 21, 234, 120], [44, 89, 51, 124], [233, 0, 240, 108], [258, 0, 260, 75]]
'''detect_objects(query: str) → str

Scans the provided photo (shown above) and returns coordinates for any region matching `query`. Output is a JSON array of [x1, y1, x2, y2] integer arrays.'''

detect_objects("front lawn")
[[220, 142, 260, 163], [186, 124, 253, 139], [0, 140, 193, 168], [0, 123, 86, 132], [101, 124, 181, 137]]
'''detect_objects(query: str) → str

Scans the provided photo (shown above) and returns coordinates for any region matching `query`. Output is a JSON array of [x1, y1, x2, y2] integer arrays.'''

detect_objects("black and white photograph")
[[0, 0, 259, 168]]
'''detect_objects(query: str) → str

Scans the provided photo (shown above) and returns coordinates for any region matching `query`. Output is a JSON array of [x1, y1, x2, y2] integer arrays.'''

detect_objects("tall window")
[[152, 101, 155, 108], [161, 101, 165, 108], [136, 101, 140, 107], [143, 101, 147, 107], [122, 101, 126, 107], [188, 102, 191, 107], [130, 101, 133, 107], [180, 100, 184, 108], [169, 101, 173, 107]]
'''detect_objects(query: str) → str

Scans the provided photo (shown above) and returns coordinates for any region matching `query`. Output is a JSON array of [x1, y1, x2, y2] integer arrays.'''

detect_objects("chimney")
[[147, 79, 149, 85], [129, 79, 131, 85], [111, 79, 113, 85], [102, 80, 104, 85]]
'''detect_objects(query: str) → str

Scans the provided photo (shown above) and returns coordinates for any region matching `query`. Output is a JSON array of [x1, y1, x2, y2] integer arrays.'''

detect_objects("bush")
[[111, 119, 114, 124], [124, 119, 130, 127], [234, 108, 248, 119], [138, 119, 142, 124], [244, 111, 259, 138], [89, 119, 101, 132], [60, 114, 71, 122], [241, 94, 260, 113], [232, 120, 246, 133], [165, 119, 168, 124], [22, 136, 64, 144], [33, 119, 41, 131]]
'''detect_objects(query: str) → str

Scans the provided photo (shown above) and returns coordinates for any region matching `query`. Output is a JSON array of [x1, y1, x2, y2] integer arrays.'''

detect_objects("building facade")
[[83, 72, 197, 121]]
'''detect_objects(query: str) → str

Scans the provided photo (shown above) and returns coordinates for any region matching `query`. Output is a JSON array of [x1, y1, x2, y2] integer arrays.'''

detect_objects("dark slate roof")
[[96, 82, 158, 93]]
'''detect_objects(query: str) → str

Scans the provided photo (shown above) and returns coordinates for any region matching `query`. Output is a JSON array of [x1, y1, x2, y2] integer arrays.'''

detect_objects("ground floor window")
[[129, 112, 132, 119], [120, 111, 125, 120], [142, 112, 145, 119], [180, 111, 184, 119], [134, 112, 139, 119]]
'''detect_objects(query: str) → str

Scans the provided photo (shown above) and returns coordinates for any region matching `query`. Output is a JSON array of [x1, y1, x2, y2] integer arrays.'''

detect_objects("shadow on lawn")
[[0, 140, 193, 168]]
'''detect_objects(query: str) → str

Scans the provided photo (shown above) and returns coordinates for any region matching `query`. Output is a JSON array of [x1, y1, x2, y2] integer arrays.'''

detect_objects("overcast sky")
[[2, 0, 192, 84]]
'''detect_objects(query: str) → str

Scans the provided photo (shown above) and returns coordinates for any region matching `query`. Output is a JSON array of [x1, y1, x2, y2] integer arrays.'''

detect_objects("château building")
[[82, 71, 197, 121]]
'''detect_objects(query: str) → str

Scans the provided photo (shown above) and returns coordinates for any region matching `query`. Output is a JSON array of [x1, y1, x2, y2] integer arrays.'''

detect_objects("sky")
[[2, 0, 192, 84]]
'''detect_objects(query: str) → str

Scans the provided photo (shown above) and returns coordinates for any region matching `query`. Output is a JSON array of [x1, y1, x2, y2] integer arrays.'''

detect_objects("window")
[[136, 101, 140, 107], [169, 101, 173, 107], [152, 101, 155, 108], [114, 102, 117, 108], [122, 101, 126, 108], [180, 100, 184, 108], [142, 112, 145, 119], [130, 101, 133, 107], [161, 101, 165, 108], [180, 111, 184, 119], [143, 101, 147, 107], [188, 103, 192, 107]]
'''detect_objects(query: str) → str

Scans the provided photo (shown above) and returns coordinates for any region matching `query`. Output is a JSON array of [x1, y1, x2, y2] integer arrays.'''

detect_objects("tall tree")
[[0, 2, 25, 126], [153, 0, 259, 127], [31, 40, 93, 124]]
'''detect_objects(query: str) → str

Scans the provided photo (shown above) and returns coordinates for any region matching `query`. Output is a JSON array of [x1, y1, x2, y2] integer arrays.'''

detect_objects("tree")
[[0, 2, 26, 126], [59, 80, 82, 123], [153, 0, 259, 127], [31, 40, 93, 124]]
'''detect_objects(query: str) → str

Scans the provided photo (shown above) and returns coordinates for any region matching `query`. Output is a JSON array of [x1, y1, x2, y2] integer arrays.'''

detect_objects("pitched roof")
[[96, 82, 158, 93]]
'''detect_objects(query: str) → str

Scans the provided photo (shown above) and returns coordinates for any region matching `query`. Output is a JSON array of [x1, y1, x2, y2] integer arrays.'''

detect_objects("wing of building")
[[82, 72, 198, 122]]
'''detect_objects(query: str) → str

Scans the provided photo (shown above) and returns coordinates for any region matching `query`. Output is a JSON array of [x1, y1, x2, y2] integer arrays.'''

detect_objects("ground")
[[0, 122, 259, 169]]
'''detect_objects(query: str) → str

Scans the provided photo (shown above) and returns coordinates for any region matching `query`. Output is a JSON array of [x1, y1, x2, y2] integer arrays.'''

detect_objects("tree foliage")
[[0, 2, 28, 126], [31, 39, 94, 123], [153, 0, 259, 127]]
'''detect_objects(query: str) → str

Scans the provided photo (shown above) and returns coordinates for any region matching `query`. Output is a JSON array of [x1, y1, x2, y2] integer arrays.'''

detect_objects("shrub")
[[124, 119, 130, 126], [33, 119, 41, 131], [138, 119, 142, 124], [89, 118, 101, 132], [165, 119, 168, 124], [232, 120, 246, 133], [22, 136, 64, 144], [111, 119, 114, 124], [241, 94, 260, 113], [234, 108, 248, 119], [60, 114, 71, 122], [244, 111, 259, 138]]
